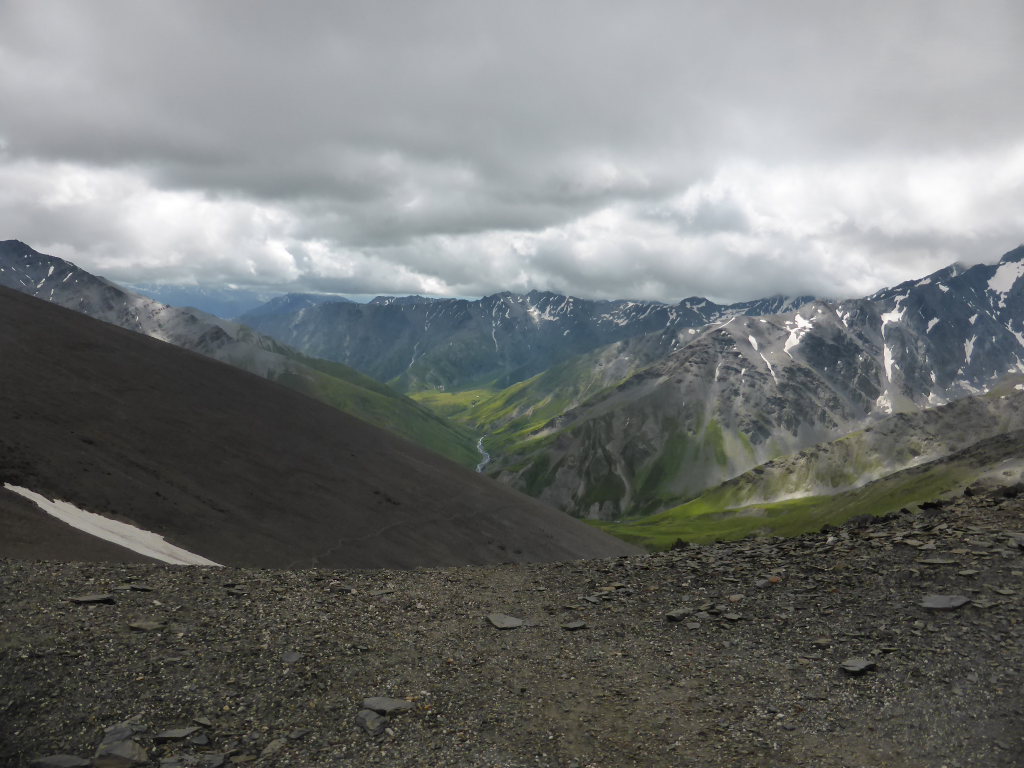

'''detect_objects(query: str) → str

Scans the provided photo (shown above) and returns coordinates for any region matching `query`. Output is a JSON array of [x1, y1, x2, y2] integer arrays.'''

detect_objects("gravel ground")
[[2, 491, 1022, 768]]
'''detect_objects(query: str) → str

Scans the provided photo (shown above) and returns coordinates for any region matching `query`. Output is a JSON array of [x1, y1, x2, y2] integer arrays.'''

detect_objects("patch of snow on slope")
[[938, 284, 950, 293], [880, 297, 907, 331], [989, 261, 1024, 302], [1008, 323, 1024, 348], [968, 313, 978, 325], [875, 393, 893, 414], [1016, 384, 1024, 392], [748, 335, 758, 351], [758, 352, 778, 384], [883, 345, 895, 381], [783, 313, 813, 358], [3, 483, 222, 566], [964, 335, 976, 365], [927, 318, 939, 333]]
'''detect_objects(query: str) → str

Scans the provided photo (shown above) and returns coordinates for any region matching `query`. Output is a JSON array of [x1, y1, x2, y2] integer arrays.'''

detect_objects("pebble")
[[561, 620, 587, 631]]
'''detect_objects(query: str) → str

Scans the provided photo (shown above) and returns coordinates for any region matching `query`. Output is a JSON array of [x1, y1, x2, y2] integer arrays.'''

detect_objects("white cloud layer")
[[1, 1, 1022, 302]]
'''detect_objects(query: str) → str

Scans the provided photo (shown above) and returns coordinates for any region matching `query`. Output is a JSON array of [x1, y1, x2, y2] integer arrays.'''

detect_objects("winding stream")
[[475, 436, 491, 473]]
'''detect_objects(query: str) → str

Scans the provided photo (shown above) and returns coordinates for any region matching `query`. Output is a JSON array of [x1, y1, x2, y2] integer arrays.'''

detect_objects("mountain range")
[[5, 236, 1023, 548], [0, 283, 636, 566], [237, 245, 1024, 525], [238, 289, 813, 392]]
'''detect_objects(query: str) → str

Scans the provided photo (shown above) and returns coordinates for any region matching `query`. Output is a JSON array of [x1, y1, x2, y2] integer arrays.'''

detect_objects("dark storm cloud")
[[0, 1, 1022, 301]]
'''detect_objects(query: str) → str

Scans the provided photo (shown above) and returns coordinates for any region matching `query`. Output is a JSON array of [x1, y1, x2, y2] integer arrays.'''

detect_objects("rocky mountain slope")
[[238, 289, 812, 392], [0, 285, 637, 568], [0, 240, 477, 466], [3, 490, 1021, 767], [478, 248, 1024, 519]]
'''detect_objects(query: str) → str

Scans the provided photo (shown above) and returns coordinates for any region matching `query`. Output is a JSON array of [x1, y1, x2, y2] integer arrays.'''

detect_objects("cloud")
[[0, 1, 1022, 302]]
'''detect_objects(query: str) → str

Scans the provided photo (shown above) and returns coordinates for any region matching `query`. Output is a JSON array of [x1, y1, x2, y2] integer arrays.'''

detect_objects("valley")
[[5, 239, 1024, 548]]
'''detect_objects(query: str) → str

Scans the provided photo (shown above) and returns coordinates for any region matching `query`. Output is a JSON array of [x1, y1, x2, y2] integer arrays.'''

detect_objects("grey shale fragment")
[[486, 613, 524, 629], [69, 593, 115, 604], [920, 594, 971, 610], [29, 756, 91, 768], [362, 696, 414, 715], [355, 708, 387, 736], [840, 657, 877, 675]]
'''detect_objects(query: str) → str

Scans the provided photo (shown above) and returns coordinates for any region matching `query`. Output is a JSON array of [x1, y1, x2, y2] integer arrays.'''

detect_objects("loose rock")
[[355, 708, 387, 736], [486, 613, 523, 629], [920, 594, 971, 610], [362, 696, 414, 715]]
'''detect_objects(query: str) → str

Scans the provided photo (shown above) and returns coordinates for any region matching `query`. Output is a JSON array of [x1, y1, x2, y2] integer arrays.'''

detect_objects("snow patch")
[[926, 318, 939, 333], [938, 284, 949, 293], [964, 335, 976, 365], [883, 345, 895, 381], [3, 483, 221, 566], [1015, 384, 1024, 392], [968, 313, 978, 325], [748, 335, 758, 351], [989, 260, 1024, 300], [880, 298, 907, 330], [783, 313, 813, 358], [758, 352, 778, 384]]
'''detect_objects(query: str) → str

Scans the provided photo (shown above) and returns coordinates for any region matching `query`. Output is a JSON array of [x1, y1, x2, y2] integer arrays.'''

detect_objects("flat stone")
[[93, 738, 148, 767], [486, 613, 523, 629], [199, 754, 225, 768], [722, 613, 742, 621], [30, 756, 91, 768], [355, 708, 387, 736], [840, 657, 876, 675], [561, 620, 587, 631], [192, 716, 212, 727], [665, 607, 693, 622], [260, 738, 287, 758], [128, 619, 165, 632], [281, 651, 304, 664], [916, 557, 958, 565], [154, 727, 200, 741], [287, 728, 312, 740], [362, 696, 414, 715], [920, 594, 971, 610], [69, 593, 114, 604]]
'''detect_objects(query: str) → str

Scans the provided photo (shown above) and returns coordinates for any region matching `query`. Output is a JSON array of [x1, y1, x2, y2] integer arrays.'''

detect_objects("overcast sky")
[[1, 1, 1022, 303]]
